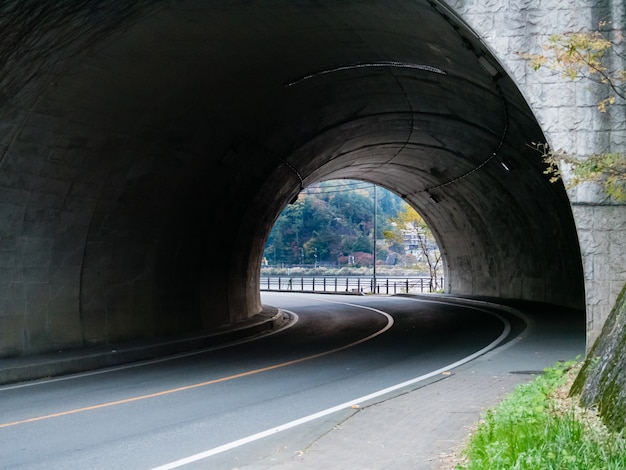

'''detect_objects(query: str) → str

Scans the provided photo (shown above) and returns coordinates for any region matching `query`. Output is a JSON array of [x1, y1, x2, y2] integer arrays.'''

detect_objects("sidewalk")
[[257, 301, 585, 470], [271, 357, 540, 470]]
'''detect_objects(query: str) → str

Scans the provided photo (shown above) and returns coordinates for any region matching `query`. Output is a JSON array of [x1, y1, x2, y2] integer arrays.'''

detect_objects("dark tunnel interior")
[[0, 0, 585, 356]]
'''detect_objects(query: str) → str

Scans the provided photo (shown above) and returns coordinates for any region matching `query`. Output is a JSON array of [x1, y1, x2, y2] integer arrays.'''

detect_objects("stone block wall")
[[446, 0, 626, 346]]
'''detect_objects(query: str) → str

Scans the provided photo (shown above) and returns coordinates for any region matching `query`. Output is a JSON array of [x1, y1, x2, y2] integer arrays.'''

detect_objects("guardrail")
[[260, 276, 443, 294]]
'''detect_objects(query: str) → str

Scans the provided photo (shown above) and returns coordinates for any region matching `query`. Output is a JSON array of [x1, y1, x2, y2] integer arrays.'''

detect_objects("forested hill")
[[264, 180, 408, 266]]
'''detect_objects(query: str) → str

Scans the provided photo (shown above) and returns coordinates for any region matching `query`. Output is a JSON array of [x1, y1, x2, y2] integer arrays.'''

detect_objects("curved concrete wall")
[[0, 0, 586, 357], [448, 0, 626, 346]]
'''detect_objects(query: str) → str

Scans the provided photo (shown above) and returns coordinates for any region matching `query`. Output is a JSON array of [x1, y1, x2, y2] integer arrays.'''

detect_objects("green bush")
[[457, 361, 626, 469]]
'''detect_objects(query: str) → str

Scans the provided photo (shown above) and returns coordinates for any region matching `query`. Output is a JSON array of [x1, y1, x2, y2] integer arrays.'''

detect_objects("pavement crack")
[[295, 408, 361, 456]]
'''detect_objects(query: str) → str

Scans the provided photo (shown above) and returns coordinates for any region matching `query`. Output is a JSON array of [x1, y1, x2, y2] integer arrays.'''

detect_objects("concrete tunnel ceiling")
[[0, 0, 585, 356]]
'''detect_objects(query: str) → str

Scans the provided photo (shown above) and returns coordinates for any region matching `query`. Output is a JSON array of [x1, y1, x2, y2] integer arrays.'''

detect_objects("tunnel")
[[0, 0, 585, 357]]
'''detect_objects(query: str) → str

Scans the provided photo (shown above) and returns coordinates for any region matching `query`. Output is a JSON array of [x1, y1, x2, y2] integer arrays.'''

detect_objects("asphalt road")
[[0, 294, 517, 470]]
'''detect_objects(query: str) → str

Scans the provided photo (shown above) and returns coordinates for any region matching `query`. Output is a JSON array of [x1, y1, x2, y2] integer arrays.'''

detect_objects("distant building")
[[401, 223, 438, 261]]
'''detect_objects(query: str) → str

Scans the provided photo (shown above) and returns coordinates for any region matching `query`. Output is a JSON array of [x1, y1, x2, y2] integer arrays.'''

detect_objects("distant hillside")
[[264, 180, 410, 267]]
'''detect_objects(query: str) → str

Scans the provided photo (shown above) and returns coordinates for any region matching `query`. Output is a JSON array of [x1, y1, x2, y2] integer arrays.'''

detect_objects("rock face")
[[572, 282, 626, 432]]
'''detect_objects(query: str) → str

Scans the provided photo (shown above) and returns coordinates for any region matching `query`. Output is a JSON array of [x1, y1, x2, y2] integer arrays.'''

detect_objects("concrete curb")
[[0, 307, 289, 386]]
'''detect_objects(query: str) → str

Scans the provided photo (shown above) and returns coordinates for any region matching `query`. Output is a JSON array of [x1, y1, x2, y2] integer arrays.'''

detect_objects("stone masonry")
[[447, 0, 626, 347]]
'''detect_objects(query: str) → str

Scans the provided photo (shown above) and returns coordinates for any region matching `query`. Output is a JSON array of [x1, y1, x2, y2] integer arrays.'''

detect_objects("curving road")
[[0, 294, 517, 470]]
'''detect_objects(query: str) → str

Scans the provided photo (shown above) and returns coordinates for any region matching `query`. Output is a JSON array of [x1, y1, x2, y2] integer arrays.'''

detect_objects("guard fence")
[[260, 276, 444, 294]]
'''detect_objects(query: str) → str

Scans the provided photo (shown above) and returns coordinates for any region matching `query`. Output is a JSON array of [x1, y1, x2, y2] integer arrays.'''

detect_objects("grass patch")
[[456, 361, 626, 469]]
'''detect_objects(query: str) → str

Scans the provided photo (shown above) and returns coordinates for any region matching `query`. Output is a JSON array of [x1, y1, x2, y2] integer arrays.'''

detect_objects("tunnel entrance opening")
[[260, 179, 443, 294]]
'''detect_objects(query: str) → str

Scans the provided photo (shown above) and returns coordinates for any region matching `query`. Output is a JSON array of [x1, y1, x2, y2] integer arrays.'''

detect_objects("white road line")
[[149, 298, 511, 470]]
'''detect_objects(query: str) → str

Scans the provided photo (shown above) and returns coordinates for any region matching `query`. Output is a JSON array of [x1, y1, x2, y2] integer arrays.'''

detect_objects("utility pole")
[[373, 184, 377, 293]]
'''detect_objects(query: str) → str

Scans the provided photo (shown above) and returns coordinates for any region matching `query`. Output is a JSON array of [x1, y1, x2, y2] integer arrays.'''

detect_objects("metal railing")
[[260, 276, 444, 294]]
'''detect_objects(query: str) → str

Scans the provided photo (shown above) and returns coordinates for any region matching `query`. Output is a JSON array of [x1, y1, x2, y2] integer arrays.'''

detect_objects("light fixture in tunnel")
[[498, 154, 511, 172], [428, 193, 440, 204], [477, 55, 500, 79]]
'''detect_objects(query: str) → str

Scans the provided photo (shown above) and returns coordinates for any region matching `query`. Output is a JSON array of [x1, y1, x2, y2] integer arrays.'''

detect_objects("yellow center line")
[[1, 305, 393, 429]]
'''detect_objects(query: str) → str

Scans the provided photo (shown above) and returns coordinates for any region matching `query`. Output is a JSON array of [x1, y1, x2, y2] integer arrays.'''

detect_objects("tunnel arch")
[[0, 0, 585, 357]]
